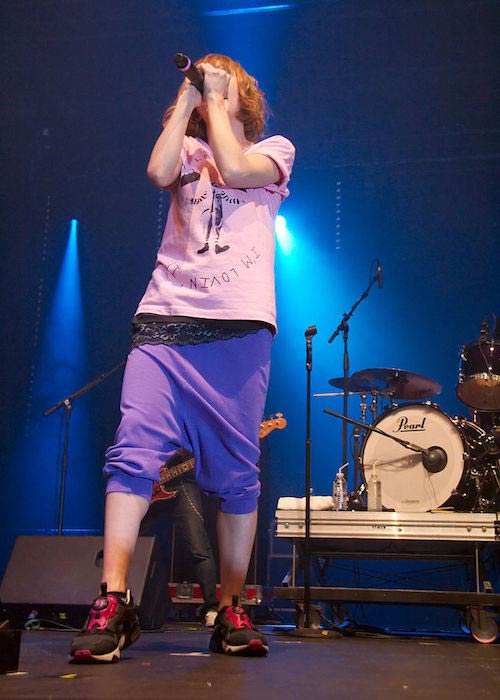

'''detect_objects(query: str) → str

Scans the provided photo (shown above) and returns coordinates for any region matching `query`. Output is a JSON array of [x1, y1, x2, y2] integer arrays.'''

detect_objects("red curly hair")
[[162, 54, 269, 143]]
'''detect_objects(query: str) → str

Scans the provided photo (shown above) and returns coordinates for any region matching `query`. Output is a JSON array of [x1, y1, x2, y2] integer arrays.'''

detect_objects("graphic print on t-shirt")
[[181, 155, 247, 257], [196, 185, 246, 256]]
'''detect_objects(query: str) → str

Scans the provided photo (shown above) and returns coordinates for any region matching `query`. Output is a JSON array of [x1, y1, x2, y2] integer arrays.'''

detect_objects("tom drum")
[[456, 340, 500, 411]]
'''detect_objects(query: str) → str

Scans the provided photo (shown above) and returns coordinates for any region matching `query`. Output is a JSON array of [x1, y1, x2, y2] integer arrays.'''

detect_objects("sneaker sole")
[[223, 638, 269, 656], [70, 626, 141, 664], [70, 647, 121, 663]]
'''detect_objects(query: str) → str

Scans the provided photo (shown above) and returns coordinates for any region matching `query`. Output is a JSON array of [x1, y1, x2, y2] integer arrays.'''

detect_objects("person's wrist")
[[176, 92, 198, 116], [206, 91, 225, 105]]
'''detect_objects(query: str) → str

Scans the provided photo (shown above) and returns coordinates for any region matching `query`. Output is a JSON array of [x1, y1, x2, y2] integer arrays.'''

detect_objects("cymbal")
[[314, 391, 367, 397], [329, 368, 442, 400], [327, 377, 379, 393]]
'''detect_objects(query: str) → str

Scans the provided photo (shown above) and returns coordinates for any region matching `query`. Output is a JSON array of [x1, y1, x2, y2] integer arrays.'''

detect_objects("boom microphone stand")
[[43, 361, 125, 534], [323, 408, 449, 473], [327, 261, 383, 488]]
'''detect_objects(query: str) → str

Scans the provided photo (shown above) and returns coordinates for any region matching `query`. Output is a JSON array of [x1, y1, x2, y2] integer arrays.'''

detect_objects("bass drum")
[[361, 403, 465, 512]]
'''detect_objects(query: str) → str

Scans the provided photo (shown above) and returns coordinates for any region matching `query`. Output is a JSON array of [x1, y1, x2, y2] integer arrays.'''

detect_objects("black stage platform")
[[1, 624, 499, 700]]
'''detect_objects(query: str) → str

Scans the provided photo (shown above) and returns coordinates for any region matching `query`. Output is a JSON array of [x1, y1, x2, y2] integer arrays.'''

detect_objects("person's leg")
[[184, 327, 273, 652], [210, 507, 268, 655], [101, 345, 191, 588], [102, 492, 150, 592], [217, 509, 257, 609], [70, 346, 186, 663], [173, 479, 218, 609], [69, 493, 150, 663]]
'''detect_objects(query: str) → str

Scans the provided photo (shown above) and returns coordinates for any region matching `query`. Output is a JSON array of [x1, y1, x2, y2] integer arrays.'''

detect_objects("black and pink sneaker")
[[69, 583, 141, 663], [209, 596, 269, 656]]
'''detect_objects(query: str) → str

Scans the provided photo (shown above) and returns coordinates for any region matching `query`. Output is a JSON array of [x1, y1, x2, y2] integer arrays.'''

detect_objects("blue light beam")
[[41, 219, 85, 394], [204, 4, 295, 17], [275, 214, 295, 255]]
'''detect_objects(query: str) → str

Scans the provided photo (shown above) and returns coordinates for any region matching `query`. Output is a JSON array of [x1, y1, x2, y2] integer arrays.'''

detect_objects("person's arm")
[[146, 84, 201, 189], [203, 67, 280, 189]]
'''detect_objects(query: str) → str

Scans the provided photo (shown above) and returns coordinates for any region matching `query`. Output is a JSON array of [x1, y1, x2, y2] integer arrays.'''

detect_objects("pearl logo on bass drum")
[[393, 415, 427, 432]]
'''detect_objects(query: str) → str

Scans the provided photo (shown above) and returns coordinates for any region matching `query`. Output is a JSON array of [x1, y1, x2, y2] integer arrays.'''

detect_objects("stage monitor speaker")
[[0, 536, 169, 630]]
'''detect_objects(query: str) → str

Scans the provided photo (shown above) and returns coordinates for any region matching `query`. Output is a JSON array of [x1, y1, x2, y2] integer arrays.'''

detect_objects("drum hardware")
[[313, 391, 373, 422], [485, 432, 500, 456], [449, 462, 500, 513], [455, 417, 500, 460], [443, 415, 500, 513], [346, 485, 365, 510], [456, 315, 500, 411], [358, 394, 366, 422], [351, 423, 363, 501], [472, 410, 500, 432]]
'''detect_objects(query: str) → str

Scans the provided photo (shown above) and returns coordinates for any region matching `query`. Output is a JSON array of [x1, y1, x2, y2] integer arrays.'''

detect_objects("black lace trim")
[[131, 316, 271, 348]]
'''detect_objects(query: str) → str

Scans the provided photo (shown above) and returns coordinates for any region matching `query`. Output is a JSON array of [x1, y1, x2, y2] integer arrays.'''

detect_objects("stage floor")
[[1, 624, 499, 700]]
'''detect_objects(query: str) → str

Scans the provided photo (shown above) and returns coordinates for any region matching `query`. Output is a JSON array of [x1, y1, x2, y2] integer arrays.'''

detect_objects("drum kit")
[[318, 334, 500, 514]]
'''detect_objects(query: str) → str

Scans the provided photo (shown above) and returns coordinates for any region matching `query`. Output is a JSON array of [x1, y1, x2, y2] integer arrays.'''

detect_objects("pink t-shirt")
[[136, 135, 295, 333]]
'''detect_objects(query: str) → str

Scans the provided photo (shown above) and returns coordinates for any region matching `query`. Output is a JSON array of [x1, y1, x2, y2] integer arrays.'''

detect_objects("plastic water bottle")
[[367, 467, 382, 511], [332, 464, 347, 511]]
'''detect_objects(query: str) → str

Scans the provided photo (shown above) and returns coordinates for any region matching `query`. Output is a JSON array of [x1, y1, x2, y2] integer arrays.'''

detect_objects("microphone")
[[173, 53, 204, 94], [422, 446, 447, 473], [377, 261, 383, 289]]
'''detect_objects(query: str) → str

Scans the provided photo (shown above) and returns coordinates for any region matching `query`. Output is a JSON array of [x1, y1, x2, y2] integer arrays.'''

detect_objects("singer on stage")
[[69, 53, 295, 661]]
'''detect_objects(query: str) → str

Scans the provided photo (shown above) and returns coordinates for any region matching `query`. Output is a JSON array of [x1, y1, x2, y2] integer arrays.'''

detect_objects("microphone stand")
[[288, 326, 341, 639], [327, 269, 380, 489], [43, 361, 125, 535], [323, 408, 448, 472]]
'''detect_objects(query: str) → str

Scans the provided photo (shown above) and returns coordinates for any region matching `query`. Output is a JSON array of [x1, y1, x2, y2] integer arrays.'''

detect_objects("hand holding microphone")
[[174, 53, 204, 93], [173, 53, 230, 100]]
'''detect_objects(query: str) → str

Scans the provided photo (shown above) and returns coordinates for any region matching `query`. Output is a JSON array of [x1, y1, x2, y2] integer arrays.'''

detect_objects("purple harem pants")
[[103, 329, 272, 514]]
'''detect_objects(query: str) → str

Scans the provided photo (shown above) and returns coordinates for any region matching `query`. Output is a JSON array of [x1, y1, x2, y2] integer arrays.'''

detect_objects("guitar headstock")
[[259, 412, 287, 439]]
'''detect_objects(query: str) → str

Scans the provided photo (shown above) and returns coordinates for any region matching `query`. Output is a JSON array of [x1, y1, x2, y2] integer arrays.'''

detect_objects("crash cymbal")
[[314, 391, 367, 397], [349, 368, 442, 400], [328, 377, 378, 393]]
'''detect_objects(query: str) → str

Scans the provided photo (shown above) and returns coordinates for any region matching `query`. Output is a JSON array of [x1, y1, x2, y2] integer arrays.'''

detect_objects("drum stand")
[[474, 460, 500, 512], [350, 395, 367, 499]]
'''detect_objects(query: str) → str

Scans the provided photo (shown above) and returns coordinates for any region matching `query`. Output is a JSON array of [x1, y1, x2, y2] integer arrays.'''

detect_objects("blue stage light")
[[204, 3, 294, 17], [42, 219, 85, 384], [11, 218, 95, 533], [275, 214, 295, 255]]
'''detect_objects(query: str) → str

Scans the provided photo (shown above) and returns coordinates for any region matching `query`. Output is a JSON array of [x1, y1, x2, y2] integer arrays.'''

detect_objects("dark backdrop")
[[1, 1, 498, 626]]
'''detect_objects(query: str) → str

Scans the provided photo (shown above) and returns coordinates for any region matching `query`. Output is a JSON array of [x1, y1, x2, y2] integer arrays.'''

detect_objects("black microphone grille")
[[173, 53, 189, 69]]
